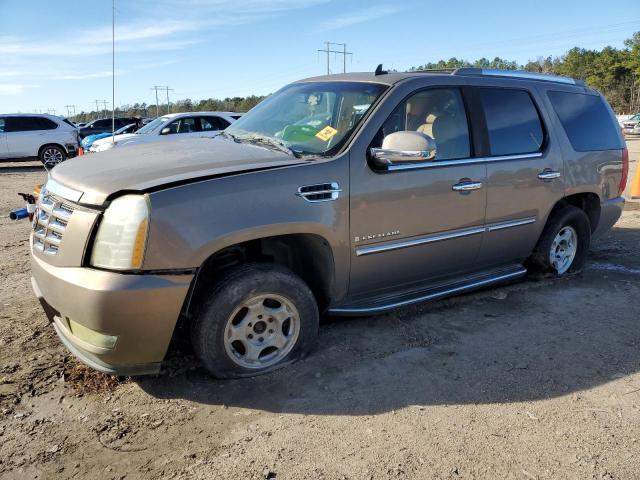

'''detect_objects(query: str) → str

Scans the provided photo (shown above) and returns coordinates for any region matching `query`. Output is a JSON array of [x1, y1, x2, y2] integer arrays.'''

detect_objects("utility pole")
[[317, 42, 352, 75], [165, 86, 173, 114], [112, 0, 116, 139], [64, 105, 76, 118], [151, 86, 173, 115], [95, 99, 107, 118]]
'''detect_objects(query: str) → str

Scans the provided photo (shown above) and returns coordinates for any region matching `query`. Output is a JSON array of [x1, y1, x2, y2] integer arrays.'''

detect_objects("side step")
[[328, 264, 527, 316]]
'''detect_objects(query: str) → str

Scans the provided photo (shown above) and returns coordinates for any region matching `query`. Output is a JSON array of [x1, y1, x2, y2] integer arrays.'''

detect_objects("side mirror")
[[160, 127, 171, 135], [370, 131, 437, 169]]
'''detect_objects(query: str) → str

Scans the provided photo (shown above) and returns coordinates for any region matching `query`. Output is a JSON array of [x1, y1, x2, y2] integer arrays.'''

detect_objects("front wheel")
[[528, 205, 591, 275], [39, 145, 66, 168], [191, 263, 319, 378]]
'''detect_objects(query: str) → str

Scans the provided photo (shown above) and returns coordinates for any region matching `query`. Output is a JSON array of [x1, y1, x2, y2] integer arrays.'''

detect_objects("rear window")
[[478, 88, 544, 156], [547, 91, 622, 151]]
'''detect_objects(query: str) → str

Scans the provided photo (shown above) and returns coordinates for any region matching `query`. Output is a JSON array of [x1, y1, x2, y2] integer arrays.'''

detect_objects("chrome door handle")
[[452, 181, 483, 192], [537, 170, 561, 180]]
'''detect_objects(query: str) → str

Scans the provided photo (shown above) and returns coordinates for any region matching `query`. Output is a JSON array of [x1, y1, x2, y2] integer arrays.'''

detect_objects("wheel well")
[[38, 143, 66, 158], [550, 193, 601, 232], [186, 234, 335, 317]]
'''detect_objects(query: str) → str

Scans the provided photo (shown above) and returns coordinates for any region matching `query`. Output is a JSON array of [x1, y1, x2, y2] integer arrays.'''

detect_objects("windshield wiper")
[[230, 133, 302, 158]]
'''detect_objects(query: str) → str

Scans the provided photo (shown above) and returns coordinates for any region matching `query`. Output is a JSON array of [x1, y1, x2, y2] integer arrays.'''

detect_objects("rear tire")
[[528, 205, 591, 275], [191, 263, 319, 378], [39, 145, 66, 168]]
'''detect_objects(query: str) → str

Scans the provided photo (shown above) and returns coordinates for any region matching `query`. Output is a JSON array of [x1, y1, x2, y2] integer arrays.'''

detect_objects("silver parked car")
[[30, 68, 627, 378], [0, 113, 79, 167]]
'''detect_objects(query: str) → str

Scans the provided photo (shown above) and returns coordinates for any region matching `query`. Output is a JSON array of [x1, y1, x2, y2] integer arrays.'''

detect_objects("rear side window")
[[547, 91, 623, 151], [479, 88, 544, 156], [36, 117, 58, 130], [5, 117, 41, 132], [200, 116, 230, 131], [0, 118, 4, 132]]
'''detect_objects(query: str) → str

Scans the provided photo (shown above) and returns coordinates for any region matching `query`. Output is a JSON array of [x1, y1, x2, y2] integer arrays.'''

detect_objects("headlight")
[[90, 195, 150, 270]]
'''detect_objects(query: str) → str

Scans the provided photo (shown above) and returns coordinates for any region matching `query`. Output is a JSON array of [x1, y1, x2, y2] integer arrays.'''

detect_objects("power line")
[[317, 42, 353, 75]]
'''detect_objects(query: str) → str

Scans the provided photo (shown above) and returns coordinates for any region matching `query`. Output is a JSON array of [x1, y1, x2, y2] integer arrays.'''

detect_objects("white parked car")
[[0, 114, 79, 167], [622, 113, 640, 135], [90, 111, 241, 152]]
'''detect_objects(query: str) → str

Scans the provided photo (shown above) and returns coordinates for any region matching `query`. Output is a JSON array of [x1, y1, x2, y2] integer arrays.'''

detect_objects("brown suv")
[[30, 68, 628, 378]]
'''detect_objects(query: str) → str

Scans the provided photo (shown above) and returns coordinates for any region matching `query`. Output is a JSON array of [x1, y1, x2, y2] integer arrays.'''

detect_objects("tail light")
[[619, 147, 629, 196]]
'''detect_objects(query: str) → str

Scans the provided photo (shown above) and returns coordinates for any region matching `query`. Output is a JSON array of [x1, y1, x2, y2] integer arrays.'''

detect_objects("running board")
[[328, 265, 527, 316]]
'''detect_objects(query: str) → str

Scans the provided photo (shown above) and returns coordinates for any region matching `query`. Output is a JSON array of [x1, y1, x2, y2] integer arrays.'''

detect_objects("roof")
[[297, 68, 584, 87]]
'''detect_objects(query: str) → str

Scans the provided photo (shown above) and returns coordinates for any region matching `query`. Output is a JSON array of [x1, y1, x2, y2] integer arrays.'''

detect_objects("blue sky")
[[1, 0, 639, 116]]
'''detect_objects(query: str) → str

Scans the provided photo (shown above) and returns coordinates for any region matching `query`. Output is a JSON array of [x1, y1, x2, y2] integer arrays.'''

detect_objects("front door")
[[348, 86, 487, 297]]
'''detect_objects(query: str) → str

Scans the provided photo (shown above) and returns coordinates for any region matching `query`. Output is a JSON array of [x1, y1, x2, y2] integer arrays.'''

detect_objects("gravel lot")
[[1, 141, 639, 480]]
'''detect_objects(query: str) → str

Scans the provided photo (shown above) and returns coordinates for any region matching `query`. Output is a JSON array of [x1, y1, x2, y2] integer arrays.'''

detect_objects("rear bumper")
[[593, 196, 624, 239], [31, 253, 193, 376]]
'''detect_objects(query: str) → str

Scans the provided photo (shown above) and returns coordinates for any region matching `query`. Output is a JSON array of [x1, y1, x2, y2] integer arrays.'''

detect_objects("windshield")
[[115, 123, 134, 135], [227, 81, 387, 155], [136, 116, 171, 134]]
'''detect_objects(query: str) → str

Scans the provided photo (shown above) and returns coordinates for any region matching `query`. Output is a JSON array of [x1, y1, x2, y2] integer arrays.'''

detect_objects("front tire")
[[528, 205, 591, 275], [39, 145, 66, 168], [191, 263, 319, 378]]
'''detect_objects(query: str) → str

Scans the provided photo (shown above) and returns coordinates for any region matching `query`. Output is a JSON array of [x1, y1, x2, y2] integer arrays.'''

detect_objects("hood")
[[50, 136, 305, 206]]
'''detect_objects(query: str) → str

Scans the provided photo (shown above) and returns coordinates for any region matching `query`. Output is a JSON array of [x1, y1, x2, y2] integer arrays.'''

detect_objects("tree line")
[[72, 31, 640, 122], [409, 32, 640, 114]]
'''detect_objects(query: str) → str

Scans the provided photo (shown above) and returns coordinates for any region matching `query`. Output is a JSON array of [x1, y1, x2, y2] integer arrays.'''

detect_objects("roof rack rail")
[[452, 68, 585, 86]]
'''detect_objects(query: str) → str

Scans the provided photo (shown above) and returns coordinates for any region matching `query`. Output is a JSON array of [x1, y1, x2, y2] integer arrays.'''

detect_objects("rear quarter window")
[[547, 91, 623, 151]]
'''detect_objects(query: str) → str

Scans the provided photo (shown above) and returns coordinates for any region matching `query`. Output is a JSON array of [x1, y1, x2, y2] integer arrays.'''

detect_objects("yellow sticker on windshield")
[[315, 126, 338, 142]]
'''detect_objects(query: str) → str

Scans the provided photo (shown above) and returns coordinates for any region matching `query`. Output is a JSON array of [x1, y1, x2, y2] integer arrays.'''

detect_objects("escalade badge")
[[354, 230, 400, 243]]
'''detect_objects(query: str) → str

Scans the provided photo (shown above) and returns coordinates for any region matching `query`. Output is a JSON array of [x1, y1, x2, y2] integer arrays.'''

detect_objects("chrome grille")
[[33, 193, 74, 256]]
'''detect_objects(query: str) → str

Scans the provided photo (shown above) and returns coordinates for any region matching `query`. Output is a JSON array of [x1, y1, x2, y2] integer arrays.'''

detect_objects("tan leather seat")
[[417, 114, 437, 137]]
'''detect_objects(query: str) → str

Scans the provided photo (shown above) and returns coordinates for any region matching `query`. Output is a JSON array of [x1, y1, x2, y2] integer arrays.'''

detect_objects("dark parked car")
[[78, 117, 137, 139]]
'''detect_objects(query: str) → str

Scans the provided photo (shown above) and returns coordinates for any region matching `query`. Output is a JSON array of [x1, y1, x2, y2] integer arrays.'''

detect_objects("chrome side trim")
[[387, 152, 543, 172], [45, 178, 83, 203], [486, 216, 536, 232], [355, 217, 537, 256], [328, 267, 527, 315], [356, 225, 485, 256]]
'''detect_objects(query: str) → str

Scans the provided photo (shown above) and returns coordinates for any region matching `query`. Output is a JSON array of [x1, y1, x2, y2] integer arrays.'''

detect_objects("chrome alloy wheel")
[[224, 294, 300, 369], [549, 226, 578, 274], [42, 147, 64, 167]]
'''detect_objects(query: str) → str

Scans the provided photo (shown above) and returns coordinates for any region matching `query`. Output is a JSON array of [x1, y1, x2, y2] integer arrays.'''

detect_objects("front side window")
[[479, 88, 544, 156], [379, 88, 471, 161], [0, 118, 5, 133], [227, 81, 387, 156], [547, 90, 622, 152]]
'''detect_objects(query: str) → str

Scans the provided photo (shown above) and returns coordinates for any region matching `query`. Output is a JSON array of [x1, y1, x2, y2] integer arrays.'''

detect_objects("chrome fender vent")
[[296, 182, 341, 203]]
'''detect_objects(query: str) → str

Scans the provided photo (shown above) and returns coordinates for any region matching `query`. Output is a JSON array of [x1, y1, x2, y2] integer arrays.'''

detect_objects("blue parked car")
[[81, 123, 137, 150]]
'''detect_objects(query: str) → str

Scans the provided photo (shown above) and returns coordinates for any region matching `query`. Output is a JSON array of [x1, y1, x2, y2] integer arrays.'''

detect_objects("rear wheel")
[[191, 263, 319, 378], [39, 145, 66, 168], [528, 205, 591, 275]]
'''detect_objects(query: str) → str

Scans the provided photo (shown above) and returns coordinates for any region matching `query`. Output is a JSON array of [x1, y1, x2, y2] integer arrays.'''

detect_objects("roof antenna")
[[374, 64, 388, 76]]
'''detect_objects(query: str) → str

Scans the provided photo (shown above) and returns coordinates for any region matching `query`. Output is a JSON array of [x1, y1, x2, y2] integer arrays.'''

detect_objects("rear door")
[[0, 118, 8, 159], [473, 85, 564, 268], [5, 116, 43, 158]]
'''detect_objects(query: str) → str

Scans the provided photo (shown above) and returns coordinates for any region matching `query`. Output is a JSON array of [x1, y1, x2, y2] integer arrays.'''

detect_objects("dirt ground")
[[1, 141, 640, 480]]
